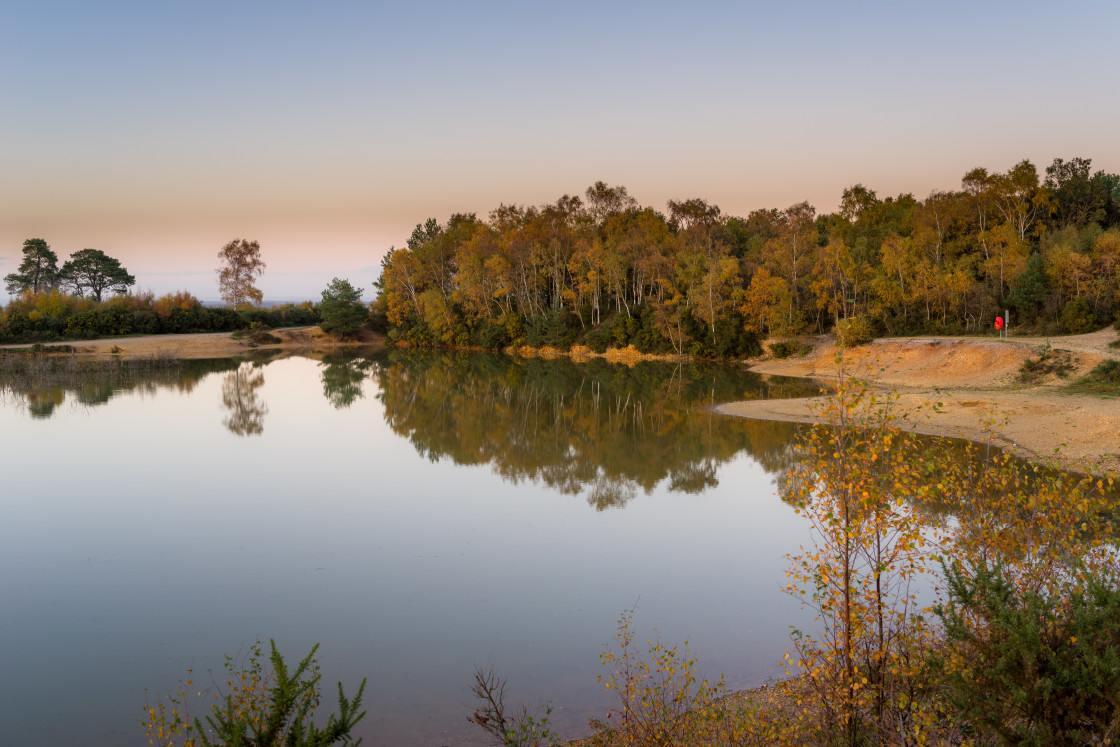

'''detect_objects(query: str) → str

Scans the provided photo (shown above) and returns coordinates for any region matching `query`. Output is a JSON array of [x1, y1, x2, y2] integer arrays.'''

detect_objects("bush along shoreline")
[[0, 289, 322, 345]]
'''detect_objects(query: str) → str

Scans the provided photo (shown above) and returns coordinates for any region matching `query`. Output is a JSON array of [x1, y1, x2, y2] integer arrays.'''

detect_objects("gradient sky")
[[2, 1, 1118, 302]]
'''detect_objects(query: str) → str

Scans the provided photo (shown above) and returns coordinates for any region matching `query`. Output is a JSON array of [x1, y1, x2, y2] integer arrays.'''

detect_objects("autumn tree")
[[740, 267, 791, 336], [838, 183, 879, 223], [5, 238, 60, 295], [1091, 229, 1120, 316], [780, 373, 940, 744], [377, 246, 423, 325], [808, 235, 859, 328], [993, 159, 1048, 243], [585, 181, 638, 225], [765, 201, 817, 332], [669, 198, 737, 347], [59, 248, 135, 301], [370, 161, 1120, 350], [962, 167, 997, 259], [217, 238, 266, 309]]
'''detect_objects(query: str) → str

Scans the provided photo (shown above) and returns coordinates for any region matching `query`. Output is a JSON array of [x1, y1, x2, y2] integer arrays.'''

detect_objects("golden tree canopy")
[[217, 238, 265, 309]]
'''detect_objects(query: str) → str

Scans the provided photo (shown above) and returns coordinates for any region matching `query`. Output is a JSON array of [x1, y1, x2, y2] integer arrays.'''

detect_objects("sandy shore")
[[717, 329, 1120, 474], [0, 326, 385, 359]]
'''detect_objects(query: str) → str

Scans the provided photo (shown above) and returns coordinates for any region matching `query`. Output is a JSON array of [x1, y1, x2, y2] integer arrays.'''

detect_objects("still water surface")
[[1, 350, 824, 745]]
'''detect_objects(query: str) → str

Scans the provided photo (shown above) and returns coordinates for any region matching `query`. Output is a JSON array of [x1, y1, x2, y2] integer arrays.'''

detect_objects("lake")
[[0, 349, 828, 745]]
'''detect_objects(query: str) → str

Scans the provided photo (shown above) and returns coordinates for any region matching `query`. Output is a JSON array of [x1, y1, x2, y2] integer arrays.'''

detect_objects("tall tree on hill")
[[217, 239, 266, 309], [994, 160, 1048, 242], [585, 181, 638, 227], [60, 248, 135, 301], [669, 198, 731, 345], [767, 201, 817, 331], [5, 238, 59, 295], [962, 167, 997, 259], [1044, 156, 1105, 228]]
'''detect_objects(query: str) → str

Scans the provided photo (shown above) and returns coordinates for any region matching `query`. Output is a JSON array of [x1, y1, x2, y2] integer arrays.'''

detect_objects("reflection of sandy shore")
[[2, 326, 385, 360], [717, 330, 1120, 474]]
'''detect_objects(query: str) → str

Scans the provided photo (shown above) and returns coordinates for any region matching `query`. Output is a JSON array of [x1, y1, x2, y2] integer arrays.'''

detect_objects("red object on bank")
[[995, 316, 1004, 330]]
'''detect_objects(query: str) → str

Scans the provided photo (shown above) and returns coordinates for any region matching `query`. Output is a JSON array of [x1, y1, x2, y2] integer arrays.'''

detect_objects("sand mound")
[[752, 335, 1115, 389], [730, 330, 1120, 473]]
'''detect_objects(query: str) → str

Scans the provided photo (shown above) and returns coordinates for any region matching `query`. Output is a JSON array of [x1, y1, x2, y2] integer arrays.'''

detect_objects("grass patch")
[[1065, 359, 1120, 395], [0, 343, 80, 355]]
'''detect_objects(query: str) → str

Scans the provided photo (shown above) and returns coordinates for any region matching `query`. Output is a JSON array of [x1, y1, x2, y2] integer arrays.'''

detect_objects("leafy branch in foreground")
[[469, 664, 560, 747], [586, 608, 731, 746], [143, 640, 366, 747], [777, 367, 946, 746]]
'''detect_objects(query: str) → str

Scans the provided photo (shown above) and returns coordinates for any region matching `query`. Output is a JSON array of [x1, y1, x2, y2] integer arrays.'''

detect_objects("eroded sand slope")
[[719, 329, 1120, 473]]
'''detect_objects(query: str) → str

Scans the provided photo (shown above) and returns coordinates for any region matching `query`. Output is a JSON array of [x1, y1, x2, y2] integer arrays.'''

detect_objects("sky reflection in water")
[[0, 351, 821, 745]]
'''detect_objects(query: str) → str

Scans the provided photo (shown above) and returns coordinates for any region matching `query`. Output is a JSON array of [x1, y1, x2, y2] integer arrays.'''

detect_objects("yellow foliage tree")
[[216, 238, 266, 310]]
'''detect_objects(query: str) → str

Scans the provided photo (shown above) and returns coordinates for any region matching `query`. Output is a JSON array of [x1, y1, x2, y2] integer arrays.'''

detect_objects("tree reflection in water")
[[320, 354, 375, 409], [221, 362, 268, 436], [0, 355, 240, 419], [367, 349, 819, 509]]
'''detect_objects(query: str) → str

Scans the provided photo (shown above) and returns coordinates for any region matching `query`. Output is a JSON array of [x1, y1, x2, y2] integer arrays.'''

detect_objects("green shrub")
[[142, 640, 366, 747], [166, 306, 211, 333], [1060, 297, 1096, 334], [524, 309, 580, 349], [479, 323, 510, 350], [769, 339, 812, 359], [934, 562, 1120, 746], [1089, 359, 1120, 383], [1019, 340, 1074, 382], [132, 309, 161, 334], [1068, 359, 1120, 394], [366, 307, 389, 334], [713, 313, 760, 358], [248, 329, 283, 345], [835, 315, 875, 346], [207, 307, 244, 332], [585, 320, 613, 353], [319, 278, 369, 337], [63, 310, 100, 338]]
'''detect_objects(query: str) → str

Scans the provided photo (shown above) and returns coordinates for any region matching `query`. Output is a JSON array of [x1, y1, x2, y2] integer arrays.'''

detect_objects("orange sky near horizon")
[[3, 2, 1118, 301]]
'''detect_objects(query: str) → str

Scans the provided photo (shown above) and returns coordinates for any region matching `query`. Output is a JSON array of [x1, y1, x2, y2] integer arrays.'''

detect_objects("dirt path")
[[0, 327, 385, 359], [718, 329, 1120, 474]]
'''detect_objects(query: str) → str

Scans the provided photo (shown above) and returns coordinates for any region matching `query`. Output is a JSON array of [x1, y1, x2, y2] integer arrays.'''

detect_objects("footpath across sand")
[[717, 328, 1120, 474]]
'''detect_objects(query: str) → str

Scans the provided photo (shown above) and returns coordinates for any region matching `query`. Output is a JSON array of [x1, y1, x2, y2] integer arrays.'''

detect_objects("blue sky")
[[2, 1, 1118, 301]]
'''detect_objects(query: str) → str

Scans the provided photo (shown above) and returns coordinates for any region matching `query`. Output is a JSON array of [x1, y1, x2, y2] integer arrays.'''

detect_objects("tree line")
[[4, 239, 136, 301], [0, 286, 320, 343], [374, 156, 1120, 358], [0, 238, 379, 343]]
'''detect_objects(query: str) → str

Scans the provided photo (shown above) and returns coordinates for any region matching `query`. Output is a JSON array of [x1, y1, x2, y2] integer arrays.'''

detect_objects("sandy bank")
[[506, 343, 690, 365], [717, 329, 1120, 474], [1, 326, 385, 360]]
